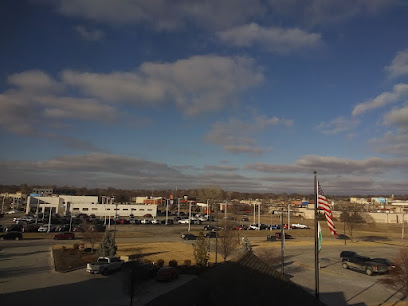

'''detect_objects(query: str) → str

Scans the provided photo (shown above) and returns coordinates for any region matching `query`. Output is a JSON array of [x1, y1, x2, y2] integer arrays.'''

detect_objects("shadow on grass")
[[361, 236, 391, 242]]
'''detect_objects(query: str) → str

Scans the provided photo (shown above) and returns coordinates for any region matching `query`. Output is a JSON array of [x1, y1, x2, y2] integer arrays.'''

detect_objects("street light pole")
[[165, 199, 169, 225], [113, 201, 118, 245], [47, 206, 52, 233], [188, 201, 192, 232], [288, 204, 291, 230]]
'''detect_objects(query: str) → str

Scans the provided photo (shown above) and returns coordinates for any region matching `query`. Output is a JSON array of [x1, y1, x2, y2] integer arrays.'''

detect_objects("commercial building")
[[25, 194, 157, 217]]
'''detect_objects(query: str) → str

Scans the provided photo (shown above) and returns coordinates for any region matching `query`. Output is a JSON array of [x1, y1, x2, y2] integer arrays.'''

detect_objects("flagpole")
[[314, 170, 320, 300]]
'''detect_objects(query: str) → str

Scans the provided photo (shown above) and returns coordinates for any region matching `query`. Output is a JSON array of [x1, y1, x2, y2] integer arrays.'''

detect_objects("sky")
[[1, 0, 408, 195]]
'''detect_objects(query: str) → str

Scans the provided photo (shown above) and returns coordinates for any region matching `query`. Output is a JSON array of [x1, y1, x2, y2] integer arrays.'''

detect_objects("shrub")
[[169, 260, 178, 267], [156, 259, 165, 267], [183, 259, 192, 266], [73, 243, 80, 249]]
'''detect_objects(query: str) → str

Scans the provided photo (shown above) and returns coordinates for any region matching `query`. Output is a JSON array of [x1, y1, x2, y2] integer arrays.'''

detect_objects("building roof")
[[146, 251, 323, 306]]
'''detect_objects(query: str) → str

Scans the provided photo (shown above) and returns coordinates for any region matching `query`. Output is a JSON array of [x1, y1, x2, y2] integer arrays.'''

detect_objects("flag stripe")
[[317, 181, 337, 236]]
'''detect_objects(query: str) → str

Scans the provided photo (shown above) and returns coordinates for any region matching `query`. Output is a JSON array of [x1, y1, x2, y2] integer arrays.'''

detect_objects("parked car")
[[340, 251, 357, 259], [56, 224, 71, 232], [160, 219, 174, 225], [129, 218, 139, 224], [191, 219, 201, 225], [291, 223, 310, 229], [180, 233, 197, 240], [275, 232, 293, 239], [53, 232, 75, 240], [342, 255, 389, 275], [91, 224, 106, 232], [116, 219, 128, 224], [6, 210, 19, 214], [0, 224, 3, 232], [72, 225, 85, 232], [156, 266, 178, 281], [86, 256, 124, 275], [5, 224, 23, 232], [336, 234, 350, 240], [204, 231, 217, 238], [178, 219, 191, 224], [22, 224, 41, 232], [0, 231, 23, 240], [241, 217, 249, 222], [151, 219, 161, 224], [38, 224, 57, 232], [141, 219, 151, 224], [372, 258, 395, 269], [204, 225, 217, 231]]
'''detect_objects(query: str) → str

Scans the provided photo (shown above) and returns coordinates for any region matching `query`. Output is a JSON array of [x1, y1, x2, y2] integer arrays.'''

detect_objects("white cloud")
[[1, 153, 407, 194], [316, 116, 359, 134], [75, 25, 105, 41], [7, 70, 62, 93], [217, 23, 321, 53], [352, 83, 408, 116], [62, 55, 264, 115], [223, 145, 266, 154], [41, 0, 266, 31], [384, 104, 408, 129], [370, 131, 408, 156], [266, 0, 397, 27], [205, 115, 292, 154], [204, 165, 239, 171], [245, 155, 408, 175], [385, 48, 408, 79]]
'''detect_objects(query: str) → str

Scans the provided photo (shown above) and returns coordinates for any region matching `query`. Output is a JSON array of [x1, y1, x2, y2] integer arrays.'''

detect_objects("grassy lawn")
[[53, 247, 98, 272]]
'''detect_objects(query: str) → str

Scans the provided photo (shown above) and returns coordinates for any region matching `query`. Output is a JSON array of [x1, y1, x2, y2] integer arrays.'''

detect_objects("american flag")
[[318, 182, 337, 236]]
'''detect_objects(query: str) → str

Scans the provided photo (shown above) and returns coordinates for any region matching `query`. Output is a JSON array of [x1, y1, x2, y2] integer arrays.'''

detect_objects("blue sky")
[[1, 0, 408, 194]]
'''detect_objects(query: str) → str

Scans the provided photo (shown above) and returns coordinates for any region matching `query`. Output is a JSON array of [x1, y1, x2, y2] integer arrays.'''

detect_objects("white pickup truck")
[[86, 256, 124, 275]]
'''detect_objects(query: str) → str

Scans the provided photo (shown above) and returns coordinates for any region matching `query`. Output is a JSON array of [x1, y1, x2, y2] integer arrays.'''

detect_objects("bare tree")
[[193, 232, 209, 266], [256, 247, 280, 268], [381, 247, 408, 304], [340, 209, 365, 242], [81, 222, 103, 253], [218, 220, 237, 262]]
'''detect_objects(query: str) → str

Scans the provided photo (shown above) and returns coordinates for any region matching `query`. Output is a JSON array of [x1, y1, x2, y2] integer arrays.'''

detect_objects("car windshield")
[[97, 258, 109, 263]]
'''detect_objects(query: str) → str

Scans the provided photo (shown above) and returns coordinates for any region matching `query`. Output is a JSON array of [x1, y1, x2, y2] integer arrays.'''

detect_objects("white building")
[[26, 195, 157, 217]]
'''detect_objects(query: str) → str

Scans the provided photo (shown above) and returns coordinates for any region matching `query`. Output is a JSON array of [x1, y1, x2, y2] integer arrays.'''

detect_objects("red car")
[[275, 232, 293, 239], [53, 232, 75, 240], [156, 266, 178, 281]]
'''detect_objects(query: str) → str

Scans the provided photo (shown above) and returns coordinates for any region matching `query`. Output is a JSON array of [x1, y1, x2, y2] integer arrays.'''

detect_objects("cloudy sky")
[[1, 0, 408, 195]]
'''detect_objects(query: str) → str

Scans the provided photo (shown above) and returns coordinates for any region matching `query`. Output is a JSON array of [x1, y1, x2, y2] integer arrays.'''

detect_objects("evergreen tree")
[[98, 231, 117, 257]]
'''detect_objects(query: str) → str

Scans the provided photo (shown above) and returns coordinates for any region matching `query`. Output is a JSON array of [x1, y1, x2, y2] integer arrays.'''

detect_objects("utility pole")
[[280, 207, 284, 276], [288, 204, 291, 230], [113, 201, 118, 245], [47, 206, 52, 233], [35, 197, 39, 224], [215, 204, 219, 264], [314, 171, 320, 300], [402, 206, 405, 240], [165, 199, 169, 225], [188, 201, 191, 232], [1, 196, 5, 214], [258, 203, 261, 231]]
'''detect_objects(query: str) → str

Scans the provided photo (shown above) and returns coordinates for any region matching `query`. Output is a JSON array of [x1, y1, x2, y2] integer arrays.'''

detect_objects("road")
[[0, 239, 195, 306], [283, 242, 404, 305]]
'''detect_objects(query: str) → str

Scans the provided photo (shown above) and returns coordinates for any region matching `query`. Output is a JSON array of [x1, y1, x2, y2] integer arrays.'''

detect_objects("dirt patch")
[[53, 247, 98, 272]]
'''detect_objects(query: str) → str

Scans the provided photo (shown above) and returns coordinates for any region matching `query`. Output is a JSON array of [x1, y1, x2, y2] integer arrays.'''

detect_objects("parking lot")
[[1, 212, 407, 305]]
